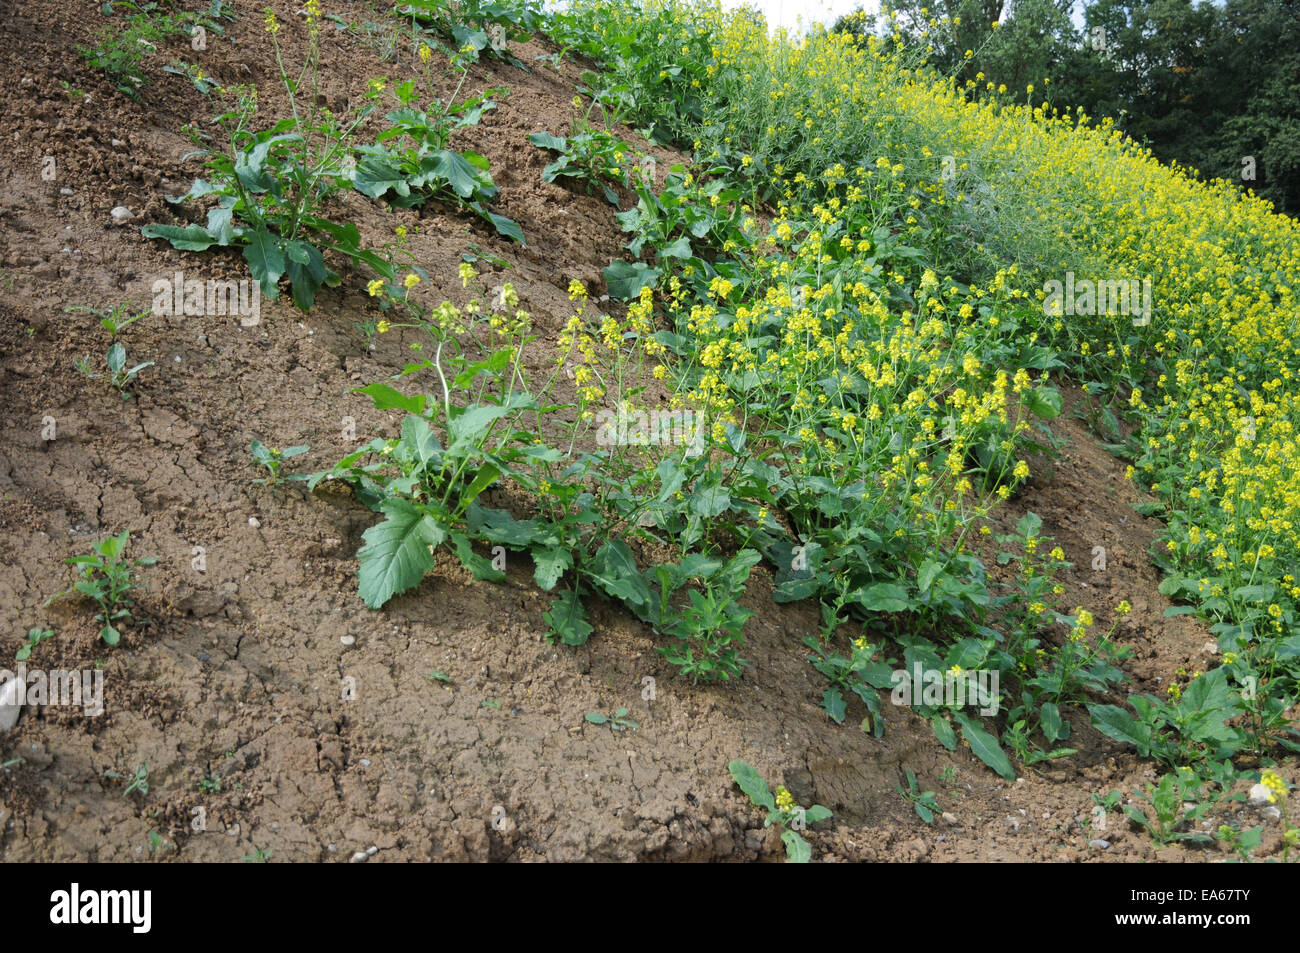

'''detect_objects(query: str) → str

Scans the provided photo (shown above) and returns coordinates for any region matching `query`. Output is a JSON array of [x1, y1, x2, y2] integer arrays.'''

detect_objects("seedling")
[[75, 342, 154, 398], [198, 773, 222, 794], [67, 301, 149, 338], [15, 627, 54, 661], [728, 760, 831, 863], [106, 762, 149, 798], [481, 698, 502, 710], [426, 671, 451, 684], [896, 768, 942, 824], [47, 531, 155, 646], [146, 830, 173, 854], [242, 847, 272, 862], [250, 440, 310, 486], [584, 707, 639, 731]]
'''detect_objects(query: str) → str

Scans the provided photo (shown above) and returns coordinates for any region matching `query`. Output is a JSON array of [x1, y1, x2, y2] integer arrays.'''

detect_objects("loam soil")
[[0, 0, 1286, 862]]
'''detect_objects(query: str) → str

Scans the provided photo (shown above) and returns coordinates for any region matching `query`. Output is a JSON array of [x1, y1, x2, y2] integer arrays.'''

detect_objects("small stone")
[[59, 187, 73, 196], [350, 851, 369, 863], [1263, 806, 1282, 821], [359, 758, 371, 766], [1089, 839, 1110, 849], [1202, 641, 1219, 655], [248, 517, 261, 528], [110, 205, 134, 223], [366, 845, 378, 856], [1248, 783, 1271, 806], [340, 635, 356, 647], [941, 812, 958, 825], [0, 677, 23, 732], [111, 139, 125, 148]]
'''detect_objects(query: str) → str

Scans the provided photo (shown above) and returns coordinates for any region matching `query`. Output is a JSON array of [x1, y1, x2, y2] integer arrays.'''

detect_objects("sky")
[[719, 0, 879, 34]]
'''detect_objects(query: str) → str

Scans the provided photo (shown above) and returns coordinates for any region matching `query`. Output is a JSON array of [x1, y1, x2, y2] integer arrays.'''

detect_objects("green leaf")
[[690, 483, 730, 517], [242, 226, 286, 300], [956, 713, 1016, 781], [917, 558, 942, 594], [1023, 385, 1062, 419], [780, 830, 811, 863], [543, 588, 592, 646], [140, 223, 221, 251], [528, 131, 567, 152], [584, 712, 608, 724], [355, 382, 427, 416], [603, 260, 661, 300], [450, 532, 505, 583], [449, 404, 512, 452], [356, 498, 446, 609], [1041, 702, 1065, 743], [1088, 703, 1152, 754], [483, 209, 525, 245], [822, 687, 847, 724], [284, 240, 331, 310], [930, 714, 958, 750], [854, 582, 910, 613], [727, 760, 775, 811], [803, 805, 832, 824], [531, 545, 572, 591]]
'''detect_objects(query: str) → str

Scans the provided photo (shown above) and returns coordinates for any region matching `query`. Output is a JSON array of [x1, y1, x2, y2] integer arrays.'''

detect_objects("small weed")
[[47, 531, 155, 647], [426, 671, 451, 684], [728, 760, 831, 863], [896, 768, 942, 824], [106, 762, 149, 798], [250, 440, 310, 486], [584, 707, 639, 731], [198, 773, 222, 794], [241, 846, 272, 862], [15, 627, 54, 662]]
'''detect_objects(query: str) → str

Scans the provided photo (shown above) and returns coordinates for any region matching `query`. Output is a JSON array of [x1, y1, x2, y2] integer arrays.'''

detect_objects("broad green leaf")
[[531, 545, 572, 591], [603, 260, 660, 300], [1088, 703, 1151, 754], [543, 588, 592, 646], [242, 226, 286, 300], [822, 687, 847, 724], [355, 382, 426, 416], [727, 760, 775, 811], [956, 712, 1016, 781], [1041, 702, 1065, 742], [356, 498, 446, 609], [854, 582, 910, 613], [781, 830, 811, 863], [140, 223, 220, 251]]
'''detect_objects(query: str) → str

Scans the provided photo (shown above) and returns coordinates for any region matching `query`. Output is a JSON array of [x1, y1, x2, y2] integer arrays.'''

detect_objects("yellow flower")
[[1261, 769, 1287, 804], [1116, 600, 1132, 617], [458, 262, 477, 287], [377, 320, 390, 334], [567, 279, 588, 301], [775, 787, 796, 813], [403, 272, 421, 289], [367, 279, 385, 298], [395, 225, 407, 239], [264, 8, 279, 34], [419, 43, 432, 63]]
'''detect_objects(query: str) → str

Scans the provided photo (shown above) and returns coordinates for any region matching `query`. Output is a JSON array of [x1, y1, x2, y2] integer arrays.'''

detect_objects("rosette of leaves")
[[351, 80, 523, 244]]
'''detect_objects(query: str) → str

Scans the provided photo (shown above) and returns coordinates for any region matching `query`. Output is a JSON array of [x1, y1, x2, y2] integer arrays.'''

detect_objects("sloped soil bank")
[[0, 0, 1285, 861]]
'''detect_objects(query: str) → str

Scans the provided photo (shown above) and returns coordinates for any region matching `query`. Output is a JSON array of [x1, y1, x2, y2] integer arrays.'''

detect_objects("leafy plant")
[[351, 75, 523, 243], [584, 707, 639, 731], [728, 760, 832, 863], [529, 125, 635, 205], [1123, 769, 1215, 846], [142, 8, 392, 309], [250, 440, 310, 486], [15, 627, 54, 662], [106, 762, 150, 798], [896, 768, 942, 823], [401, 0, 542, 70], [198, 773, 222, 794], [75, 343, 155, 399], [48, 531, 156, 646]]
